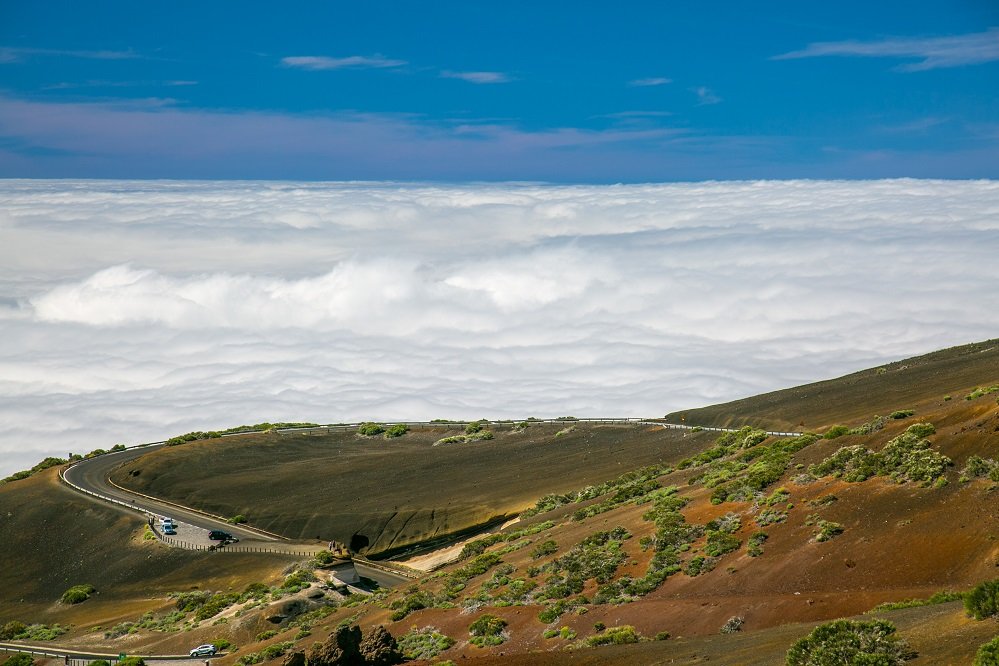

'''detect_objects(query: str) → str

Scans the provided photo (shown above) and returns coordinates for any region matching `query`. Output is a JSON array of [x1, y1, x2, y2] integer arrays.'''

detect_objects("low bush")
[[966, 386, 999, 401], [1, 621, 27, 640], [357, 422, 386, 436], [531, 540, 558, 559], [397, 627, 454, 660], [965, 580, 999, 620], [747, 531, 768, 557], [721, 616, 744, 633], [60, 584, 96, 604], [384, 424, 408, 438], [4, 654, 34, 666], [586, 625, 641, 646], [785, 619, 915, 665], [704, 530, 741, 557], [813, 520, 843, 543], [823, 425, 851, 440], [974, 635, 999, 666], [256, 630, 277, 642], [890, 409, 915, 419], [468, 614, 507, 647], [869, 590, 964, 613], [228, 514, 247, 524]]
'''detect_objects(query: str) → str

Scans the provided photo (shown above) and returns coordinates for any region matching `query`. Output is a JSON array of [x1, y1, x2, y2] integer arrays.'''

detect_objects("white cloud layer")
[[1, 179, 998, 476]]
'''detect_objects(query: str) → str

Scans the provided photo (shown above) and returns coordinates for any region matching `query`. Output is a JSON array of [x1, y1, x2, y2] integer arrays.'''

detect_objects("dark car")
[[208, 530, 233, 541]]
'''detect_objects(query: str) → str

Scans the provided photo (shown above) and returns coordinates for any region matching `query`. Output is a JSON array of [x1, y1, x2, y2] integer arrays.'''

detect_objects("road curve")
[[60, 418, 800, 586], [61, 445, 414, 587]]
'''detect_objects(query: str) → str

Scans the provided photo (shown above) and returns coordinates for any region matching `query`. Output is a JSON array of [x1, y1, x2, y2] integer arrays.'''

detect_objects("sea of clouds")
[[1, 179, 997, 477]]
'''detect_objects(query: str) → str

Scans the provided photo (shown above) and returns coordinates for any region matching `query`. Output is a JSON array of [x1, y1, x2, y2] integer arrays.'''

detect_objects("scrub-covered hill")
[[109, 422, 716, 556]]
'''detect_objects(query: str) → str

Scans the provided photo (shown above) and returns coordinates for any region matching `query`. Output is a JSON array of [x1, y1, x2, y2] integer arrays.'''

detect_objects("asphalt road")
[[62, 444, 412, 587]]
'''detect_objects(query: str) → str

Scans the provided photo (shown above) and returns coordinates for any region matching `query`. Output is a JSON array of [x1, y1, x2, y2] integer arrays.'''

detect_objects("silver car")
[[190, 644, 217, 657]]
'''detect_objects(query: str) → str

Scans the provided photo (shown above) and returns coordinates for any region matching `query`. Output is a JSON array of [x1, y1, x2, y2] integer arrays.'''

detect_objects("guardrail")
[[157, 535, 322, 556], [0, 644, 191, 663]]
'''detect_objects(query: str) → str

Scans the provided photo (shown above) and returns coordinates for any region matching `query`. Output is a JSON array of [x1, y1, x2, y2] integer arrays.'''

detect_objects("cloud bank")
[[1, 179, 998, 476]]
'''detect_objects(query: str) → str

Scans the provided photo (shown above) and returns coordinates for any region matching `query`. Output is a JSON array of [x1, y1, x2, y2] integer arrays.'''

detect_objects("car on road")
[[160, 517, 175, 527], [190, 644, 217, 657], [163, 524, 177, 535], [208, 530, 234, 541]]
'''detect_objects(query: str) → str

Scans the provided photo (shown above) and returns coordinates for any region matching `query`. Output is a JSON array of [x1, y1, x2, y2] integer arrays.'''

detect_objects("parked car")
[[208, 530, 234, 541], [190, 644, 217, 657]]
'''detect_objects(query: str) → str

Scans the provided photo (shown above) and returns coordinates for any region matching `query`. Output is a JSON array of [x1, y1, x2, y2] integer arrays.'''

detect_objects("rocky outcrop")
[[358, 626, 402, 666]]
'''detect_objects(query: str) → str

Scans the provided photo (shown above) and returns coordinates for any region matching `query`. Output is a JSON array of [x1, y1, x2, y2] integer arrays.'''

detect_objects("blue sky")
[[0, 1, 997, 180]]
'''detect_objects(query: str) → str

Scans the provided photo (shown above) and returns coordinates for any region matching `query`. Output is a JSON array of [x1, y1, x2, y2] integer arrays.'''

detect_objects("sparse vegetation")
[[890, 409, 915, 419], [228, 514, 247, 524], [531, 539, 558, 559], [0, 621, 27, 640], [2, 456, 67, 483], [785, 619, 915, 665], [869, 590, 964, 613], [966, 386, 999, 401], [810, 423, 950, 486]]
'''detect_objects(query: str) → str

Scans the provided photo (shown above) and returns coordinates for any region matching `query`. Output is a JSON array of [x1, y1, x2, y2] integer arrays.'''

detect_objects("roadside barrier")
[[0, 644, 190, 663]]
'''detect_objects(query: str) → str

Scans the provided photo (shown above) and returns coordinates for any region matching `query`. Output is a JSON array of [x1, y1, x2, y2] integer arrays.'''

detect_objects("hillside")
[[2, 340, 999, 665], [666, 338, 999, 431], [108, 422, 715, 556]]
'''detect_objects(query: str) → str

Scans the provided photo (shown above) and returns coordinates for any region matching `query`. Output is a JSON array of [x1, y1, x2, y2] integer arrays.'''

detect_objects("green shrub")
[[849, 415, 887, 436], [966, 580, 999, 620], [704, 530, 741, 557], [531, 540, 558, 559], [397, 627, 455, 660], [118, 658, 147, 666], [468, 614, 507, 647], [260, 642, 293, 660], [228, 514, 247, 524], [90, 661, 110, 666], [0, 621, 27, 640], [747, 531, 768, 557], [974, 635, 999, 666], [785, 619, 915, 665], [384, 424, 409, 438], [357, 422, 386, 436], [966, 386, 999, 401], [586, 625, 641, 646], [823, 425, 851, 440], [890, 410, 915, 420], [256, 630, 277, 642], [4, 654, 34, 666], [61, 584, 96, 604], [213, 639, 232, 651], [869, 590, 964, 612], [814, 520, 843, 542]]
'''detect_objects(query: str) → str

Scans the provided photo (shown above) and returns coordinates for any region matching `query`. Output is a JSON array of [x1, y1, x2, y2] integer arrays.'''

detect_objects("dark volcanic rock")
[[358, 626, 403, 666], [307, 625, 363, 666]]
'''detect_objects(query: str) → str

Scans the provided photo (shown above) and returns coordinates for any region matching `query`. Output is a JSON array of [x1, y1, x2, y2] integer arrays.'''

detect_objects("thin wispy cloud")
[[440, 70, 511, 84], [774, 27, 999, 71], [41, 80, 198, 91], [692, 86, 721, 105], [281, 54, 407, 70], [629, 77, 672, 87], [0, 46, 140, 63], [1, 180, 998, 477]]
